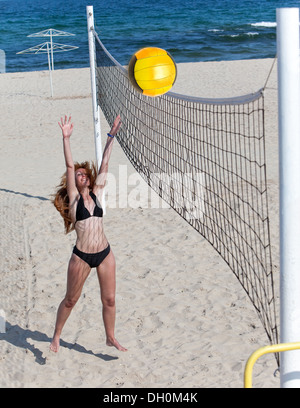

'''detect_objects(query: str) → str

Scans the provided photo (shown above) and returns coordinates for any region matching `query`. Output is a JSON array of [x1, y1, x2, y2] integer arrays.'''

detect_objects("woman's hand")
[[109, 115, 121, 137], [59, 115, 74, 139]]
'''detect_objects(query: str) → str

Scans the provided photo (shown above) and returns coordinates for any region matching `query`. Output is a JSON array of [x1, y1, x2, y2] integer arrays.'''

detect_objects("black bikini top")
[[76, 191, 103, 222]]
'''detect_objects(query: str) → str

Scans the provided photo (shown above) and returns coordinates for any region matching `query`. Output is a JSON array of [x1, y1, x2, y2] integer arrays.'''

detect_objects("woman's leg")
[[50, 253, 91, 352], [96, 249, 127, 351]]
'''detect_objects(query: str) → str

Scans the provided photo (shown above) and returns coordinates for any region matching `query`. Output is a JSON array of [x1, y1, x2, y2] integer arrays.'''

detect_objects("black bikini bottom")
[[73, 244, 110, 268]]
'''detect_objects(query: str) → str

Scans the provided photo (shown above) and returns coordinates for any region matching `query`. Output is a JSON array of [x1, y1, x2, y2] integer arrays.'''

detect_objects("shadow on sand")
[[0, 322, 119, 365]]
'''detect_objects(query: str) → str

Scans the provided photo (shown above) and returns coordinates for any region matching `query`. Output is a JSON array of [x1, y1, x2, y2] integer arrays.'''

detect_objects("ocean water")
[[0, 0, 299, 73]]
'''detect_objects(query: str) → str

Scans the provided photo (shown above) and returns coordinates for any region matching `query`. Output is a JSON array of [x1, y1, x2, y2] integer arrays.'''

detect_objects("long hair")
[[52, 161, 98, 234]]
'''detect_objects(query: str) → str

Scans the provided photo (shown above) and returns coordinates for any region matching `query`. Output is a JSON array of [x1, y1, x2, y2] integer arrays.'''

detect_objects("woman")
[[50, 114, 127, 353]]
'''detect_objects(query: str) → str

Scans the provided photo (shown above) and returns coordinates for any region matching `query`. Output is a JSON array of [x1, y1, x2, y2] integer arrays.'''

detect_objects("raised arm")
[[94, 115, 121, 193], [58, 115, 78, 200]]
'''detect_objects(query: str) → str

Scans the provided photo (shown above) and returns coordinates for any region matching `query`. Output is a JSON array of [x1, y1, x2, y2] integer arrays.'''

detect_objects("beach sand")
[[0, 58, 280, 388]]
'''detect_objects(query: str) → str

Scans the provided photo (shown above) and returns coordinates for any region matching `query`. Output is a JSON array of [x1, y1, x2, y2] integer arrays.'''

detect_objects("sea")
[[0, 0, 300, 73]]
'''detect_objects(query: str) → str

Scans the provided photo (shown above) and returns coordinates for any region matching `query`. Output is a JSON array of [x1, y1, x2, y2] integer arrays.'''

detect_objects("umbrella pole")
[[50, 30, 54, 71], [47, 42, 53, 97]]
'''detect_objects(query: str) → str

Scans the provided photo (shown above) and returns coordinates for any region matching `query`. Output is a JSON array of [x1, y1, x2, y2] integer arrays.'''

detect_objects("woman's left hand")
[[109, 115, 121, 137]]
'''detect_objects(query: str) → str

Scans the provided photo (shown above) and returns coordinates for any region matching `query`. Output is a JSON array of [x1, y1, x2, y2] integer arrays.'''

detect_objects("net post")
[[86, 5, 105, 213], [277, 7, 300, 388]]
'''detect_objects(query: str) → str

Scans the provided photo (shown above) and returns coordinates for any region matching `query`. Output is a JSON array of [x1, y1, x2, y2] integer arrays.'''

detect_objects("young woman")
[[50, 114, 127, 353]]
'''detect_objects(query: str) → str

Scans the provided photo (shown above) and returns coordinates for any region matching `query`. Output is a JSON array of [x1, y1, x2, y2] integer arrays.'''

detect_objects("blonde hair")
[[52, 161, 98, 234]]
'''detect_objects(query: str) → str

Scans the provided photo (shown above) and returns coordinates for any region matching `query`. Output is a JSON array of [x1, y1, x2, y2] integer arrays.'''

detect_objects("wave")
[[251, 22, 277, 28], [222, 32, 259, 39]]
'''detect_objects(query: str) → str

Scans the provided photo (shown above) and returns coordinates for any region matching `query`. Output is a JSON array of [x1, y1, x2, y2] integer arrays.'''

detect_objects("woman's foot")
[[106, 337, 127, 352], [50, 335, 60, 353]]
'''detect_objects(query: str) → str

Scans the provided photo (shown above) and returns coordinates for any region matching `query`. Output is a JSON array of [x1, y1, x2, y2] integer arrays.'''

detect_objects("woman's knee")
[[64, 296, 78, 309], [102, 294, 115, 308]]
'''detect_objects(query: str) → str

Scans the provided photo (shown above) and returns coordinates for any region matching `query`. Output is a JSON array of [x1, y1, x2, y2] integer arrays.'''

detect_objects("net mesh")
[[93, 31, 279, 351]]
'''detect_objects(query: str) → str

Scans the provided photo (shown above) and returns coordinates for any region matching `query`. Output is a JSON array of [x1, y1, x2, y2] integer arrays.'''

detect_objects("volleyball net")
[[92, 30, 279, 352]]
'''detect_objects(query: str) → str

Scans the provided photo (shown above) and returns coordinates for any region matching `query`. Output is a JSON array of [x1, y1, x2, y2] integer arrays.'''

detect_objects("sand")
[[0, 58, 280, 388]]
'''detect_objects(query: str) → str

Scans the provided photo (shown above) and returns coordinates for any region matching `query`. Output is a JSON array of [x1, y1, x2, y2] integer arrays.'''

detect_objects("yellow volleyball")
[[128, 47, 177, 97]]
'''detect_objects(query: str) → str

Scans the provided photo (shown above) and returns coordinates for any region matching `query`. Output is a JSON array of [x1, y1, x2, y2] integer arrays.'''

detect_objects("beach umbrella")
[[27, 29, 76, 71], [17, 41, 78, 97]]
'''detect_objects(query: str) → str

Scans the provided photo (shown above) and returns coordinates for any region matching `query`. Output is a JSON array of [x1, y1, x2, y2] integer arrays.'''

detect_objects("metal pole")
[[86, 5, 105, 213], [47, 42, 53, 97], [277, 7, 300, 388], [50, 29, 54, 71]]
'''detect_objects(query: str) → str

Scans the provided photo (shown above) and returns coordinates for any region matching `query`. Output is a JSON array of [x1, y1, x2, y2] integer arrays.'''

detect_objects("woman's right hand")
[[59, 115, 74, 139]]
